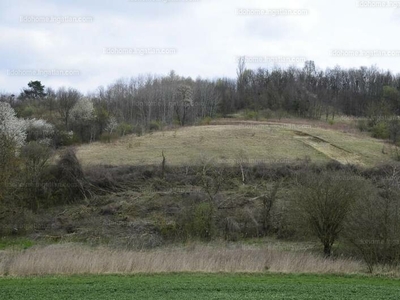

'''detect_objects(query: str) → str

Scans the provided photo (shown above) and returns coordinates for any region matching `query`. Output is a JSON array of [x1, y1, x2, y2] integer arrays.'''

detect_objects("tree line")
[[1, 60, 400, 147]]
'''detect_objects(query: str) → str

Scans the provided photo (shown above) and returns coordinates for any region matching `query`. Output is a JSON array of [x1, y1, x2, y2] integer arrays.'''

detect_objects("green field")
[[1, 274, 400, 299]]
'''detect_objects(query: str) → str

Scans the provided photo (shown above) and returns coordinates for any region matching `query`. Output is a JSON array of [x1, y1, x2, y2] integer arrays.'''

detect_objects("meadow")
[[76, 120, 393, 167]]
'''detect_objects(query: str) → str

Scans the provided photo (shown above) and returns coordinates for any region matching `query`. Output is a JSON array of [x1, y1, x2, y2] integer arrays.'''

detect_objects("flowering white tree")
[[105, 116, 118, 134], [0, 102, 26, 200], [25, 118, 54, 145], [70, 98, 95, 142], [70, 98, 94, 123], [0, 102, 26, 148]]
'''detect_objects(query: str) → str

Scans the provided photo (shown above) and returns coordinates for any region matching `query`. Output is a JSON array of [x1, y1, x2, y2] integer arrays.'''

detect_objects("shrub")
[[132, 125, 143, 137], [21, 141, 52, 168], [70, 132, 82, 145], [117, 122, 133, 136], [53, 125, 74, 148], [20, 141, 52, 211], [100, 132, 119, 143], [50, 148, 88, 205], [192, 202, 214, 240], [222, 216, 241, 241], [389, 146, 400, 161], [200, 116, 212, 125], [371, 122, 390, 139], [0, 206, 34, 236], [259, 109, 273, 119], [357, 120, 369, 132], [149, 121, 161, 132], [176, 201, 215, 241], [25, 118, 54, 144], [18, 106, 35, 118], [244, 110, 259, 120], [326, 160, 344, 171], [154, 214, 178, 241], [275, 109, 287, 120], [388, 119, 400, 144]]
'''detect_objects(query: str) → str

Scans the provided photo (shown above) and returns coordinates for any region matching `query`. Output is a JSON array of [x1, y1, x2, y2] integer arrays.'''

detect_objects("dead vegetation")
[[0, 243, 363, 276]]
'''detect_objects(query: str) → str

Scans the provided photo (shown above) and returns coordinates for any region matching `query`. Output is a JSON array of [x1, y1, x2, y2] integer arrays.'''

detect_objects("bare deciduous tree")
[[174, 84, 193, 126], [293, 171, 363, 257], [56, 87, 81, 129]]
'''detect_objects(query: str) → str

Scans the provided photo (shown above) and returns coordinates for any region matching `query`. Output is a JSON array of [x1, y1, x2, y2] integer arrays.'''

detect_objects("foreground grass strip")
[[1, 274, 400, 299], [0, 244, 363, 275]]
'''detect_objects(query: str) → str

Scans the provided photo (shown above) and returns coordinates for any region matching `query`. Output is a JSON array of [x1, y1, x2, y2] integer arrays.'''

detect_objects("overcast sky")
[[1, 0, 400, 94]]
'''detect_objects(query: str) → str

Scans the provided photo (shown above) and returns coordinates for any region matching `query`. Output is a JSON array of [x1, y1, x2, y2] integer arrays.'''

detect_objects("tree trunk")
[[324, 243, 332, 257]]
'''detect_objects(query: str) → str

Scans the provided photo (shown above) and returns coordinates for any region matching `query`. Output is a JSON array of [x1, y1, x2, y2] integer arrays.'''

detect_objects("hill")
[[76, 119, 393, 167]]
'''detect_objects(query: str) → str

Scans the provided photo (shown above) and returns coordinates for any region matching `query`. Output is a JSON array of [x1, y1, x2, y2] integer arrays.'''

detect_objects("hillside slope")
[[76, 121, 393, 167]]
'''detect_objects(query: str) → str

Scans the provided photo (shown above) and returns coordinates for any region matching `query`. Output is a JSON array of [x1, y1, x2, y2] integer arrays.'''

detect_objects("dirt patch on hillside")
[[211, 118, 358, 133], [292, 131, 363, 165]]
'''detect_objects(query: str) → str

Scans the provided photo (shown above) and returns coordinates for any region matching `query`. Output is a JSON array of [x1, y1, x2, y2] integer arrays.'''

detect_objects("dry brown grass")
[[77, 125, 326, 166], [76, 122, 392, 167], [0, 243, 363, 276]]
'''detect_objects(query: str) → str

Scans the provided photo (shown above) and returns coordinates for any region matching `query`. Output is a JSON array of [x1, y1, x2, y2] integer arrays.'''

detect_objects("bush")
[[149, 121, 161, 132], [20, 141, 52, 211], [21, 141, 52, 167], [132, 125, 143, 137], [70, 132, 82, 145], [18, 106, 35, 118], [388, 119, 400, 144], [244, 110, 259, 120], [222, 216, 241, 241], [25, 118, 54, 144], [50, 148, 88, 205], [154, 214, 178, 241], [117, 122, 133, 136], [357, 120, 369, 132], [53, 128, 74, 148], [200, 116, 212, 125], [371, 122, 390, 139], [192, 202, 214, 240], [0, 206, 34, 236], [259, 109, 273, 119], [177, 202, 215, 241], [100, 132, 119, 143], [389, 146, 400, 161], [326, 160, 344, 171]]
